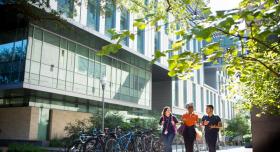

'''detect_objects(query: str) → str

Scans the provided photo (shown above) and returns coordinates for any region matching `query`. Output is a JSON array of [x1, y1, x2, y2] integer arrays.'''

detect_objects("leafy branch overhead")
[[4, 0, 279, 114], [100, 0, 280, 115]]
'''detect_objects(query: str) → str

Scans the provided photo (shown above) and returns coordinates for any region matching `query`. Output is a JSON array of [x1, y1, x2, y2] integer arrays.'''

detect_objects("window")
[[87, 0, 100, 31], [201, 87, 204, 113], [174, 78, 179, 106], [186, 41, 190, 51], [164, 16, 169, 35], [197, 70, 200, 84], [120, 8, 129, 46], [105, 0, 116, 34], [193, 39, 197, 52], [214, 94, 217, 113], [57, 0, 74, 18], [168, 40, 173, 58], [198, 41, 201, 52], [217, 96, 220, 115], [176, 24, 180, 40], [192, 83, 196, 109], [0, 26, 27, 85], [154, 27, 161, 52], [183, 81, 187, 105], [137, 29, 145, 54], [210, 92, 213, 105], [206, 90, 209, 104]]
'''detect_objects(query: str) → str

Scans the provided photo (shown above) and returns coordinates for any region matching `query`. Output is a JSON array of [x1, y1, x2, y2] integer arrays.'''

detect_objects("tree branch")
[[166, 0, 172, 11], [242, 56, 280, 77], [215, 27, 280, 54]]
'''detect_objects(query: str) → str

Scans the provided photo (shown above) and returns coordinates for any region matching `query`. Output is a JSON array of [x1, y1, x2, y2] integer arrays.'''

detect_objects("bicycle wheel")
[[143, 135, 153, 151], [133, 136, 144, 152], [105, 138, 120, 152], [152, 139, 165, 152], [83, 138, 104, 152], [67, 140, 83, 152]]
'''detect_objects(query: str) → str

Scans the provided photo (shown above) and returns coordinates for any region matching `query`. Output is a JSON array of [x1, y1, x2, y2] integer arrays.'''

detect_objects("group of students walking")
[[159, 104, 222, 152]]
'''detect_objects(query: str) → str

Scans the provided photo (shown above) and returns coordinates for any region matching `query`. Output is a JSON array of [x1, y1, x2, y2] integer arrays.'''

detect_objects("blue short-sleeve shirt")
[[202, 115, 221, 135]]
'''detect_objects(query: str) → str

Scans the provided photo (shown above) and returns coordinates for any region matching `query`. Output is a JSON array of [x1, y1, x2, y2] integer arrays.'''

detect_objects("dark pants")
[[162, 133, 175, 152], [183, 126, 196, 152], [205, 133, 218, 152]]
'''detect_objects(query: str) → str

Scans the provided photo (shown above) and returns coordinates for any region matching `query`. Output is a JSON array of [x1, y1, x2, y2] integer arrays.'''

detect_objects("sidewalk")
[[172, 145, 253, 152]]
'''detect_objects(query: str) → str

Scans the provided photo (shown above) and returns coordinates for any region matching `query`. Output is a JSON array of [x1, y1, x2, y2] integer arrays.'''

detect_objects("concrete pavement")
[[172, 146, 253, 152]]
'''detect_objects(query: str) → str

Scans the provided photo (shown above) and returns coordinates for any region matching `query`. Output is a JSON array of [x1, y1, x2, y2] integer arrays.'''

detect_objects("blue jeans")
[[162, 133, 175, 152]]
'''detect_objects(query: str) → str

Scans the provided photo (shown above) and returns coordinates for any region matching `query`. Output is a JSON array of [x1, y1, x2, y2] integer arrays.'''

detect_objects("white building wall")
[[49, 0, 232, 120]]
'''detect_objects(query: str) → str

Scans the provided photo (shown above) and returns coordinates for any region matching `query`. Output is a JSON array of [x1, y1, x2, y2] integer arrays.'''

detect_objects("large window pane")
[[154, 29, 161, 52], [42, 32, 59, 67], [105, 0, 116, 34], [0, 26, 27, 84], [57, 0, 74, 18], [87, 0, 100, 31], [192, 83, 196, 109], [183, 81, 187, 105], [201, 87, 204, 113], [137, 29, 145, 54], [120, 8, 129, 46]]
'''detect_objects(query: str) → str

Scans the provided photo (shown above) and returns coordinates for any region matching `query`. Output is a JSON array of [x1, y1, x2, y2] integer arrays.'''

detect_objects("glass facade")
[[120, 8, 129, 46], [210, 92, 213, 105], [105, 0, 116, 34], [87, 0, 100, 31], [206, 90, 209, 104], [57, 0, 74, 18], [193, 39, 197, 52], [183, 81, 187, 105], [200, 87, 204, 113], [137, 29, 145, 54], [24, 25, 151, 107], [192, 83, 196, 109], [0, 26, 27, 85], [174, 78, 179, 106], [186, 40, 190, 51], [154, 29, 161, 52], [168, 40, 173, 58]]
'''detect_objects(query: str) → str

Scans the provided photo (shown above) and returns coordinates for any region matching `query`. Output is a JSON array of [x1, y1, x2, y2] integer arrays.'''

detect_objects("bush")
[[49, 138, 68, 147], [243, 134, 252, 143], [8, 144, 46, 152], [64, 112, 162, 140]]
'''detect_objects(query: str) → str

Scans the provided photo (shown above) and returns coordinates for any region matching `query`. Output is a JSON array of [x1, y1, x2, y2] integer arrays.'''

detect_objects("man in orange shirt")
[[181, 103, 198, 152]]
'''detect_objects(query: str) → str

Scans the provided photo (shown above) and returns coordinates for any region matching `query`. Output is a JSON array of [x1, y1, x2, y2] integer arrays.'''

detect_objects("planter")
[[251, 108, 280, 152]]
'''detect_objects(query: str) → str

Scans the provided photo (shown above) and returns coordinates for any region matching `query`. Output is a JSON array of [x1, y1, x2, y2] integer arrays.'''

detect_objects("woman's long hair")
[[161, 106, 171, 116]]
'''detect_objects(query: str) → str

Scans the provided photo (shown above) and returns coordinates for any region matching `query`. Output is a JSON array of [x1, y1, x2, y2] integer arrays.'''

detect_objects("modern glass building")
[[0, 0, 234, 141]]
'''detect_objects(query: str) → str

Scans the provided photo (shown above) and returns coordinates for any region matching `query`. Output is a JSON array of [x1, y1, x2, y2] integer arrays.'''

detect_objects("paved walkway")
[[172, 146, 253, 152]]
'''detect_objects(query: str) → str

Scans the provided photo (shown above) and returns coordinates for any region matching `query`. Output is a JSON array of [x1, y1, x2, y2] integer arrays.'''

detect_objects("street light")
[[100, 75, 107, 132]]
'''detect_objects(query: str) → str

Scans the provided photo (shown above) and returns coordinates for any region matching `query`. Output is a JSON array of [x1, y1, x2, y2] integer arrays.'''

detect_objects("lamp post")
[[100, 75, 107, 132]]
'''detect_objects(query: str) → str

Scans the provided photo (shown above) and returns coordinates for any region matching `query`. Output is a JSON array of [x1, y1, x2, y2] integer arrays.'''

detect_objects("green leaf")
[[172, 40, 184, 50], [168, 70, 176, 77], [129, 34, 135, 41], [133, 21, 146, 30], [183, 0, 191, 4], [202, 42, 220, 55], [193, 64, 202, 70], [175, 29, 185, 36], [151, 51, 166, 63], [107, 29, 117, 35], [97, 44, 122, 56]]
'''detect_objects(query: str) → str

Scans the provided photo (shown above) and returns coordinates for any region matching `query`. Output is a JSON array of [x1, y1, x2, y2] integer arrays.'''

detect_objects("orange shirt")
[[181, 113, 198, 126]]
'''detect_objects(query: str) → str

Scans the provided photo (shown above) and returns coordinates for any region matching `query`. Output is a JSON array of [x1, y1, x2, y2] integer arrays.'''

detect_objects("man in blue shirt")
[[202, 105, 222, 152]]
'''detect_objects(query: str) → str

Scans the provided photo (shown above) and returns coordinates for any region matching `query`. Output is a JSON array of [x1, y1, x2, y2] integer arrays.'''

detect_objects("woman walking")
[[181, 103, 198, 152], [159, 106, 179, 152]]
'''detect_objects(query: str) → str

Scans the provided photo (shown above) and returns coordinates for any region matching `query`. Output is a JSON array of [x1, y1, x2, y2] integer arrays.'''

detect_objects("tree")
[[224, 114, 250, 137], [2, 0, 279, 115], [101, 0, 280, 115]]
